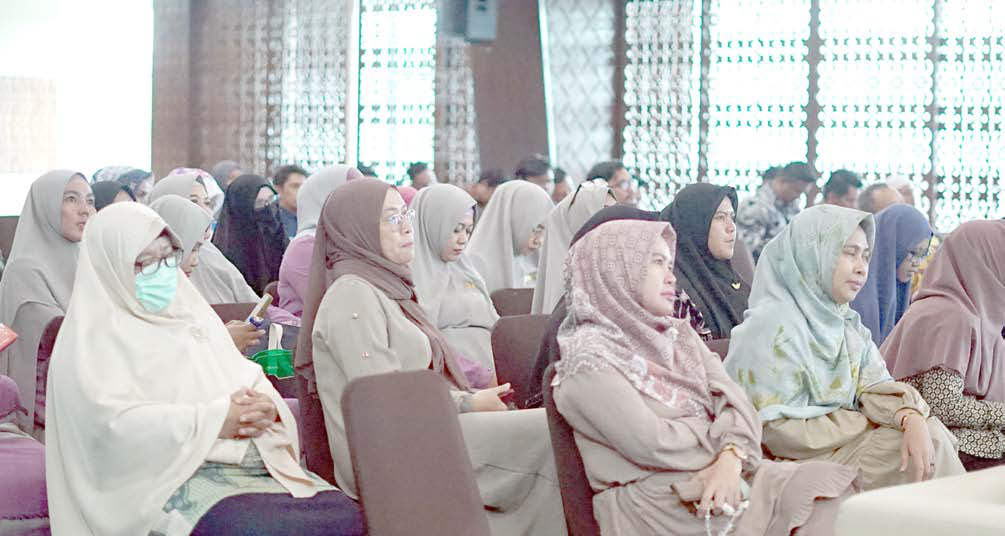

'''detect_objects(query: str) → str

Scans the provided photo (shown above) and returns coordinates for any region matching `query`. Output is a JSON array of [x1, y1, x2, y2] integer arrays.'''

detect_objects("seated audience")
[[467, 180, 554, 293], [211, 160, 243, 190], [412, 184, 500, 380], [469, 168, 509, 223], [886, 176, 917, 206], [822, 169, 863, 209], [585, 160, 636, 205], [44, 203, 362, 535], [0, 170, 94, 436], [531, 179, 615, 314], [273, 164, 309, 240], [214, 175, 288, 295], [553, 219, 859, 535], [850, 204, 932, 346], [724, 205, 964, 490], [295, 178, 566, 534], [91, 181, 135, 211], [278, 165, 362, 318], [882, 220, 1005, 471], [406, 161, 435, 190], [661, 183, 750, 339], [857, 182, 904, 214], [736, 161, 817, 261], [115, 168, 156, 205], [150, 171, 214, 214], [514, 154, 554, 195]]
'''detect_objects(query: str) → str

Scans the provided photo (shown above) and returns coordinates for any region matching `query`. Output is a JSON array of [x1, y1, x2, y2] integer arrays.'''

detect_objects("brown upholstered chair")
[[489, 288, 534, 316], [209, 302, 256, 323], [490, 313, 550, 409], [706, 338, 730, 360], [263, 281, 280, 304], [33, 315, 64, 430], [0, 215, 18, 261], [543, 364, 600, 536], [342, 370, 491, 536]]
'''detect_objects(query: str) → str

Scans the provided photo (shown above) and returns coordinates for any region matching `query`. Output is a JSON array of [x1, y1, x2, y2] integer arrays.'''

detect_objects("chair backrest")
[[490, 313, 550, 409], [34, 315, 64, 429], [263, 281, 280, 304], [296, 373, 336, 484], [210, 302, 256, 323], [706, 338, 730, 360], [543, 364, 600, 536], [343, 370, 491, 536], [490, 288, 534, 317], [0, 215, 18, 260]]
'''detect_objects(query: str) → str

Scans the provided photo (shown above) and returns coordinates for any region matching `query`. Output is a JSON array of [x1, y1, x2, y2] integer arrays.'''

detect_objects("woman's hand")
[[899, 412, 935, 482], [226, 320, 264, 353], [694, 450, 743, 515], [234, 388, 279, 438], [219, 388, 250, 439], [469, 383, 512, 412]]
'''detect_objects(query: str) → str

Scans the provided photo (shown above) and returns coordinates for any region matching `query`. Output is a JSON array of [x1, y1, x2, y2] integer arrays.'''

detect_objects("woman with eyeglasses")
[[44, 203, 363, 535], [881, 220, 1005, 471], [0, 170, 95, 437], [213, 175, 289, 295], [411, 184, 500, 385], [297, 178, 566, 534], [466, 180, 554, 294], [530, 179, 616, 315], [850, 204, 933, 347]]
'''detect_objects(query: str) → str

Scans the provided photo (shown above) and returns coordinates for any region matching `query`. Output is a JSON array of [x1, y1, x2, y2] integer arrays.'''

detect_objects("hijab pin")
[[731, 282, 741, 290]]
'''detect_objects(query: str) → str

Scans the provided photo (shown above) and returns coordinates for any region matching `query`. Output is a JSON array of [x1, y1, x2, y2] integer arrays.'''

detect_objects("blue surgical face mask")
[[134, 263, 179, 313]]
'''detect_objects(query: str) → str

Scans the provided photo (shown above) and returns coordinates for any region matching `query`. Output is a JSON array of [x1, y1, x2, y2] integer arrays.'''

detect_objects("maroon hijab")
[[295, 178, 471, 392]]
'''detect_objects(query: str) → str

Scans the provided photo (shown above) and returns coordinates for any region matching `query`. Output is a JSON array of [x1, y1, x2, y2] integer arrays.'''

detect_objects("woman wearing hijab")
[[0, 170, 94, 436], [115, 168, 155, 204], [724, 205, 963, 490], [91, 181, 135, 211], [553, 219, 859, 535], [297, 178, 566, 535], [662, 183, 751, 339], [530, 179, 616, 314], [278, 165, 362, 317], [411, 184, 500, 379], [168, 167, 226, 214], [44, 203, 362, 535], [523, 205, 711, 408], [466, 180, 554, 294], [881, 220, 1005, 471], [214, 175, 288, 295], [850, 204, 932, 346]]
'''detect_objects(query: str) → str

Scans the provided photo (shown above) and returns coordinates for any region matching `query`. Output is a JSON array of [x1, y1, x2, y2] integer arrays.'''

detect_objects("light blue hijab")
[[724, 204, 894, 422]]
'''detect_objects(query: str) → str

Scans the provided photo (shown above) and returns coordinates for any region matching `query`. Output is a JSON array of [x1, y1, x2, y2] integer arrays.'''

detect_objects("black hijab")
[[91, 181, 135, 211], [524, 206, 659, 408], [660, 183, 750, 339], [213, 174, 288, 294]]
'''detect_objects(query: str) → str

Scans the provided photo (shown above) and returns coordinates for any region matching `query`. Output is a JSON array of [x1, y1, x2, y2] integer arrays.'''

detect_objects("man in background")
[[273, 164, 308, 240], [551, 167, 572, 204], [736, 161, 817, 261], [407, 162, 436, 189], [470, 168, 509, 224], [586, 160, 636, 205], [822, 169, 863, 208], [858, 183, 905, 214], [514, 154, 554, 195]]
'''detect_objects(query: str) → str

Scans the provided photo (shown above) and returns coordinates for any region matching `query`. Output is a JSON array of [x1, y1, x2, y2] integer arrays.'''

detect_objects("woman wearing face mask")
[[214, 175, 288, 295], [724, 205, 964, 490], [662, 183, 751, 340], [850, 204, 933, 347], [466, 180, 554, 294], [297, 179, 566, 534], [553, 219, 859, 535], [0, 170, 95, 437], [411, 184, 500, 383], [530, 179, 616, 315], [151, 195, 265, 353], [44, 203, 363, 536]]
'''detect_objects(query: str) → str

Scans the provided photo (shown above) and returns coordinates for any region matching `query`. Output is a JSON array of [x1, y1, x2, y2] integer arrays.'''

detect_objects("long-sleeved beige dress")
[[554, 342, 860, 536], [311, 274, 566, 535], [436, 270, 498, 375]]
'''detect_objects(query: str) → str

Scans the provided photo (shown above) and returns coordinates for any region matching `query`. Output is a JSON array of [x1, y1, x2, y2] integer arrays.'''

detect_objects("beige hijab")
[[531, 179, 614, 314], [466, 180, 554, 294], [149, 195, 212, 260], [410, 184, 498, 325], [45, 203, 316, 535], [0, 170, 85, 430]]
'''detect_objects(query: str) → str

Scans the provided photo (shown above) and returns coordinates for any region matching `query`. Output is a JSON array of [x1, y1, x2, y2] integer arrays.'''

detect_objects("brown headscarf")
[[881, 219, 1005, 402], [295, 178, 471, 392]]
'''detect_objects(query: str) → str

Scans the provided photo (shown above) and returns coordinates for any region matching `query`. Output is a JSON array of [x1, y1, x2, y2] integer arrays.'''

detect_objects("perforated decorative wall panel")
[[357, 0, 437, 185], [544, 0, 618, 181], [434, 34, 480, 185]]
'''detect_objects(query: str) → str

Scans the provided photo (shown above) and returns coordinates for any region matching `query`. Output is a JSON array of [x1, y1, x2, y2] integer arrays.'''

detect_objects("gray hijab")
[[411, 184, 498, 325], [148, 173, 205, 204], [149, 195, 212, 260], [295, 165, 362, 237]]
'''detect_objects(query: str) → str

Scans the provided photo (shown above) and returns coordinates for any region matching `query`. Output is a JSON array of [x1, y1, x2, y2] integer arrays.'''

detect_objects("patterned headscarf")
[[724, 205, 894, 422], [555, 220, 714, 417]]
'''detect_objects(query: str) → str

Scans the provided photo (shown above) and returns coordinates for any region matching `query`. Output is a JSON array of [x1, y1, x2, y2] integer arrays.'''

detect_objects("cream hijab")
[[531, 179, 614, 313], [411, 184, 498, 325], [466, 180, 554, 294], [45, 203, 316, 535], [295, 165, 362, 238]]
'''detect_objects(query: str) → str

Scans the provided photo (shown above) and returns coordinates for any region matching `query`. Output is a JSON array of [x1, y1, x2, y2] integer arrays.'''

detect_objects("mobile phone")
[[246, 294, 273, 326]]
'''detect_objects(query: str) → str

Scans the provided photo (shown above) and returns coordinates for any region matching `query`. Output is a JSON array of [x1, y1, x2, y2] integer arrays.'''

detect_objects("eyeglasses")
[[384, 208, 416, 228], [135, 252, 182, 275]]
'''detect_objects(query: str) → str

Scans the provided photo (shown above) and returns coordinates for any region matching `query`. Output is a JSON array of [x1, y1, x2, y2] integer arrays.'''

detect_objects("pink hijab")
[[554, 219, 714, 417], [397, 185, 418, 207], [882, 219, 1005, 401]]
